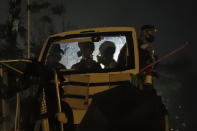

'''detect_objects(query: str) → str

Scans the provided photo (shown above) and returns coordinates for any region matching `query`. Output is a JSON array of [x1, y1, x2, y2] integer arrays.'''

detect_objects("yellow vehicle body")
[[0, 27, 169, 131], [38, 27, 139, 124]]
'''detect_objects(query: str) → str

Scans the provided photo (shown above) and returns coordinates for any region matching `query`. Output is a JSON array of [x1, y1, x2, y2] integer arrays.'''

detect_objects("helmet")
[[99, 41, 116, 55], [141, 25, 158, 32], [77, 42, 95, 57]]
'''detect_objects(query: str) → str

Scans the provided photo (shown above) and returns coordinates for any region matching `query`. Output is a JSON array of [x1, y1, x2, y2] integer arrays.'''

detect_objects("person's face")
[[97, 52, 112, 66], [47, 51, 63, 64], [54, 51, 63, 61], [97, 53, 105, 64], [83, 49, 93, 59], [142, 29, 156, 43]]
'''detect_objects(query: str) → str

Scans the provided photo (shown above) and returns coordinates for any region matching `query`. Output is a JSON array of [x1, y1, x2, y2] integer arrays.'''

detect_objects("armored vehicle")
[[0, 27, 169, 131]]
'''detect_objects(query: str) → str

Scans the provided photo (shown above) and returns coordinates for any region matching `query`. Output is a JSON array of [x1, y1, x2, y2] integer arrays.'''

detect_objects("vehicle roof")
[[49, 27, 136, 38]]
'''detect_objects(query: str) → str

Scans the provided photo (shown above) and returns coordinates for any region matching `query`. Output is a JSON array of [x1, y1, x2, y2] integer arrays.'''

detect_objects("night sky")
[[0, 0, 196, 131]]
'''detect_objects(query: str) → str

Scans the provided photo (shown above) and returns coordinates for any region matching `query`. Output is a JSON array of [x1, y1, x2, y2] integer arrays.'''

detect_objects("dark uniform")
[[20, 44, 74, 131], [137, 25, 158, 90], [72, 58, 101, 71], [138, 25, 168, 130], [138, 40, 154, 70]]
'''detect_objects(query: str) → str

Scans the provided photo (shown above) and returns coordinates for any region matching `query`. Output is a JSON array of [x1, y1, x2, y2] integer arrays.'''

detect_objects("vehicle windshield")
[[45, 32, 134, 72]]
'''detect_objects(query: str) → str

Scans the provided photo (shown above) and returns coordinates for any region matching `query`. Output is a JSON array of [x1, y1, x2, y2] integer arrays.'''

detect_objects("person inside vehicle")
[[97, 41, 117, 69], [117, 44, 127, 68], [71, 42, 101, 71], [46, 44, 65, 70]]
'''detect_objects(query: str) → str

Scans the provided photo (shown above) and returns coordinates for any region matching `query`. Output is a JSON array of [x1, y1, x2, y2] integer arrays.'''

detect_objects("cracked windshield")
[[46, 36, 127, 71]]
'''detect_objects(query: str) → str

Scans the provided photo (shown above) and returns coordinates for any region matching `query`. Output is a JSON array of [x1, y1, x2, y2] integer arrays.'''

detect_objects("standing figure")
[[138, 25, 158, 90], [20, 44, 74, 131]]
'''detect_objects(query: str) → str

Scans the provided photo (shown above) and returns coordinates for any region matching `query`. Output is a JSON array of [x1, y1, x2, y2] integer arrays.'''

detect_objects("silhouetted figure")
[[20, 45, 74, 131], [71, 42, 101, 71], [138, 25, 158, 89], [97, 41, 117, 69], [138, 25, 157, 70], [117, 44, 127, 68], [46, 44, 65, 70]]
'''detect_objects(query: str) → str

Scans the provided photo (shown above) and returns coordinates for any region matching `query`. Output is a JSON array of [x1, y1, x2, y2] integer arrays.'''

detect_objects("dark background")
[[0, 0, 196, 130]]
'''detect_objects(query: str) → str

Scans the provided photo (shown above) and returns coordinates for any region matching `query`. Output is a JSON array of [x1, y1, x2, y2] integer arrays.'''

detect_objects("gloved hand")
[[56, 112, 68, 124]]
